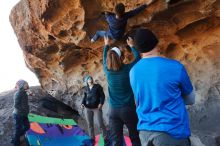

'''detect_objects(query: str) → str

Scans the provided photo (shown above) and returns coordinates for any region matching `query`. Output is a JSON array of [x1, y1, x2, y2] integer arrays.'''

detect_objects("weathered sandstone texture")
[[9, 0, 220, 145]]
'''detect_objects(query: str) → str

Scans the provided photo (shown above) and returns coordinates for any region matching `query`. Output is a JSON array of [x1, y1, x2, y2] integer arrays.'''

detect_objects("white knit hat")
[[111, 47, 121, 57]]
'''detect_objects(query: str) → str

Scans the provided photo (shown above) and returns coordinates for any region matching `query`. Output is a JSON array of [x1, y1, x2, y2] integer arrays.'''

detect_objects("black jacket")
[[13, 89, 29, 116], [82, 84, 105, 109]]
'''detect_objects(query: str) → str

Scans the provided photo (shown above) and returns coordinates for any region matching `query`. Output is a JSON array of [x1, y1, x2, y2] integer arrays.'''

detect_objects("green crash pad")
[[28, 113, 77, 125]]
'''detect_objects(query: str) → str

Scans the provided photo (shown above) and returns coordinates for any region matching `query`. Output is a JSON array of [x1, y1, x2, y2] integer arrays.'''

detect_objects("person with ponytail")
[[102, 36, 141, 146]]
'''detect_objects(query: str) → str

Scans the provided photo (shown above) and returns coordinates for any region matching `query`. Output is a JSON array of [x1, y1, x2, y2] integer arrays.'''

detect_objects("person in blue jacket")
[[102, 36, 141, 146], [91, 0, 155, 43], [130, 28, 195, 146]]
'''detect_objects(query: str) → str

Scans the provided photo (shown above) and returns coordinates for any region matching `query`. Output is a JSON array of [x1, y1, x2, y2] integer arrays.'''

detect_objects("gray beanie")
[[15, 80, 29, 90]]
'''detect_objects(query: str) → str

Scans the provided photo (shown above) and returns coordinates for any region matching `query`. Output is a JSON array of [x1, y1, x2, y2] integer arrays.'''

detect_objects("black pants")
[[109, 106, 141, 146], [13, 114, 30, 146]]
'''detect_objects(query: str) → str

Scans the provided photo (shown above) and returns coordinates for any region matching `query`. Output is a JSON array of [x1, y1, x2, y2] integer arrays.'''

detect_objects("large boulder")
[[9, 0, 220, 145]]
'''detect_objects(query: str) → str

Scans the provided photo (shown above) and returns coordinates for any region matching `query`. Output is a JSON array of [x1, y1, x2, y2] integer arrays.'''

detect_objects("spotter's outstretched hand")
[[104, 35, 110, 46], [127, 37, 135, 48]]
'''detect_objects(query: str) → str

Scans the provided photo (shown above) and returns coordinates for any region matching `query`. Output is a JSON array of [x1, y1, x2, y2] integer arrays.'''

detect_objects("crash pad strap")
[[28, 113, 77, 125]]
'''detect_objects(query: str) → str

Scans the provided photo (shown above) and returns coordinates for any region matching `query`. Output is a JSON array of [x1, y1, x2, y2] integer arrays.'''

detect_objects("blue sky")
[[0, 0, 39, 92]]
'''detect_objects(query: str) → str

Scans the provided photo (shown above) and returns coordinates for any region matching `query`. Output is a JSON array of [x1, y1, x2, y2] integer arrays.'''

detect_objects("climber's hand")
[[101, 11, 108, 15], [127, 37, 135, 48], [104, 35, 110, 46], [98, 104, 103, 110], [102, 11, 114, 15], [146, 0, 156, 5]]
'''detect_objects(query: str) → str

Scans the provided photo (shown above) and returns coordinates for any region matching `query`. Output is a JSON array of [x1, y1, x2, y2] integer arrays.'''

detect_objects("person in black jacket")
[[81, 75, 107, 144], [12, 80, 30, 146]]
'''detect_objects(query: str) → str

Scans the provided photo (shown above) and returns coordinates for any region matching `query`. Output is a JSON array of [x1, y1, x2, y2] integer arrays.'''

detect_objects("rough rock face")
[[9, 0, 220, 145], [0, 87, 80, 146]]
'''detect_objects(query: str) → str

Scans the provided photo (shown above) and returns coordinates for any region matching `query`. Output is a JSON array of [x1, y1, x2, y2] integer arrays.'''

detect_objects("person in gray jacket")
[[12, 80, 30, 146]]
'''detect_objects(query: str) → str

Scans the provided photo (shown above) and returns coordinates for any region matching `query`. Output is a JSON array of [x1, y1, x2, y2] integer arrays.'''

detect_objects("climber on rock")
[[81, 75, 107, 145], [102, 36, 141, 146], [12, 80, 31, 146], [130, 28, 195, 146], [91, 0, 156, 43]]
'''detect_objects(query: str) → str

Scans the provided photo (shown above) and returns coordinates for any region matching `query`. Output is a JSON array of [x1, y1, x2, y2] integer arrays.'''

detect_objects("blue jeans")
[[109, 106, 141, 146], [13, 114, 30, 146], [92, 30, 114, 41]]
